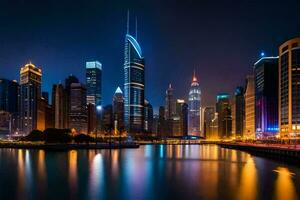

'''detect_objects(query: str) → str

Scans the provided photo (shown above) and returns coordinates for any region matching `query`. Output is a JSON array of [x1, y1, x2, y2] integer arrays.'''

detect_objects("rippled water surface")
[[0, 145, 299, 200]]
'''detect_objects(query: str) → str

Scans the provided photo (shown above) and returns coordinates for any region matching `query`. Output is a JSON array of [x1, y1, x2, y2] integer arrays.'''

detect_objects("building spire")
[[192, 69, 198, 82], [135, 16, 138, 40], [127, 10, 130, 34]]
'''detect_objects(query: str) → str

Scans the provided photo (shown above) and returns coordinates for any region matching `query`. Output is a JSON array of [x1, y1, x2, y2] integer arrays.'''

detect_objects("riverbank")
[[219, 142, 300, 159], [0, 142, 139, 150], [138, 140, 220, 145]]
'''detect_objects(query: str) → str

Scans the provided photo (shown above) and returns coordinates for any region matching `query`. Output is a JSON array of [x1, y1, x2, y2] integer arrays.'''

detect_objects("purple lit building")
[[254, 56, 279, 138]]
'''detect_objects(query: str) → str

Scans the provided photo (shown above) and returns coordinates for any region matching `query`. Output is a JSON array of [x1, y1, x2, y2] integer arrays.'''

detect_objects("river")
[[0, 145, 299, 200]]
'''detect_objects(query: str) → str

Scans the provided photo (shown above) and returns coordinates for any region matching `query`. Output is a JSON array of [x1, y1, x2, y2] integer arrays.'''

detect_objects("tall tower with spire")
[[165, 83, 175, 120], [188, 70, 202, 136], [124, 11, 145, 135]]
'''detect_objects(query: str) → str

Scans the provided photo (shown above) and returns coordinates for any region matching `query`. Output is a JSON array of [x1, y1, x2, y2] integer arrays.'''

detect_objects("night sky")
[[1, 0, 300, 113]]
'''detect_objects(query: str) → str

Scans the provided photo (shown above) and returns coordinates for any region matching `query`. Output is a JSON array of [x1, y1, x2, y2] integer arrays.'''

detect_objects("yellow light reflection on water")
[[237, 156, 258, 200], [17, 149, 25, 197], [273, 167, 298, 200], [68, 150, 77, 192], [111, 150, 119, 178], [37, 150, 46, 182]]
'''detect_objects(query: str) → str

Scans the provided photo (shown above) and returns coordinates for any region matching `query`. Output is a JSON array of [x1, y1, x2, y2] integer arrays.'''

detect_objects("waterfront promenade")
[[220, 142, 300, 159]]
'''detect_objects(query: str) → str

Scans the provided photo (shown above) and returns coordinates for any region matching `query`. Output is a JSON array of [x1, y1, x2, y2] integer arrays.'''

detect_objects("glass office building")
[[124, 23, 145, 134]]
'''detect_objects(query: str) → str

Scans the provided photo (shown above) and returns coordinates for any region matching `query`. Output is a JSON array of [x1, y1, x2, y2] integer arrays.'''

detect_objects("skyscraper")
[[203, 106, 215, 139], [19, 63, 42, 134], [188, 71, 201, 136], [244, 75, 255, 139], [65, 75, 79, 128], [234, 87, 245, 138], [216, 93, 232, 139], [124, 12, 145, 135], [87, 103, 96, 134], [158, 106, 166, 137], [113, 87, 124, 134], [86, 61, 102, 107], [254, 56, 279, 138], [173, 99, 188, 137], [0, 79, 19, 133], [102, 105, 113, 133], [165, 84, 175, 120], [69, 83, 87, 134], [144, 100, 153, 133], [0, 79, 19, 113], [86, 61, 102, 132], [279, 38, 300, 138], [52, 84, 66, 129], [37, 96, 54, 131]]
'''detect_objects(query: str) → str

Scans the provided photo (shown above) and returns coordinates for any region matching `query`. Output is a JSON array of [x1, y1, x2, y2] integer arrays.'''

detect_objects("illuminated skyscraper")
[[188, 71, 201, 136], [69, 83, 87, 134], [254, 56, 279, 138], [65, 75, 79, 128], [216, 93, 232, 139], [279, 38, 300, 138], [86, 61, 102, 106], [86, 61, 102, 131], [173, 99, 188, 137], [244, 75, 255, 139], [19, 63, 42, 134], [124, 12, 145, 134]]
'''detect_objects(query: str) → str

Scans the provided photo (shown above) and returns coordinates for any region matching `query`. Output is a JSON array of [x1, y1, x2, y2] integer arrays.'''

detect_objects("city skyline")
[[1, 1, 300, 111]]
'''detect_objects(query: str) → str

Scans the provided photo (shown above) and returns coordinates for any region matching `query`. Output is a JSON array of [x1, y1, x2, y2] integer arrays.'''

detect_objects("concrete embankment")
[[138, 140, 220, 145], [0, 142, 139, 150], [219, 143, 300, 159]]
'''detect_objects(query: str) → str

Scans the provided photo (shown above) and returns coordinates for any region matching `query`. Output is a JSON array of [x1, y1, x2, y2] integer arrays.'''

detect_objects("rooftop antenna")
[[127, 10, 130, 34]]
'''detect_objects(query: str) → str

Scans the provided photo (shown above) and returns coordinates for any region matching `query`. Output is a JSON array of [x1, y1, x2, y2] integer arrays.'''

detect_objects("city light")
[[0, 2, 300, 199]]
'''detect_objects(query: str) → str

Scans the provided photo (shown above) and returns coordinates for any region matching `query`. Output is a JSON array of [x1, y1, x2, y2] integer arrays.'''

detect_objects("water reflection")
[[237, 156, 258, 200], [17, 150, 25, 199], [68, 150, 77, 196], [88, 153, 103, 199], [0, 145, 299, 199], [274, 167, 298, 200]]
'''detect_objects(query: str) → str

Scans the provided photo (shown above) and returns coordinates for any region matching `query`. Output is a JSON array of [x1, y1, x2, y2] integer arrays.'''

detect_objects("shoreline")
[[219, 142, 300, 161], [0, 142, 139, 150]]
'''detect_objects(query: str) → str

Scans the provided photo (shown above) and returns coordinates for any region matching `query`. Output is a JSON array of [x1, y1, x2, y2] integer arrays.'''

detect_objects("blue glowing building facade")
[[254, 57, 279, 138], [124, 13, 145, 134], [86, 61, 102, 107], [86, 61, 102, 131]]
